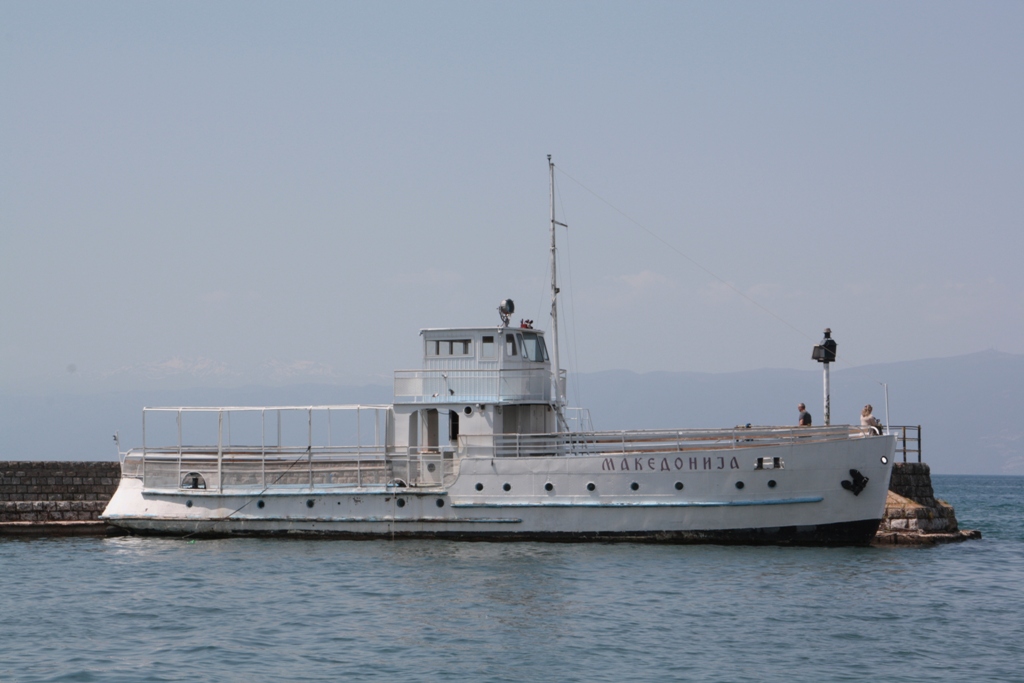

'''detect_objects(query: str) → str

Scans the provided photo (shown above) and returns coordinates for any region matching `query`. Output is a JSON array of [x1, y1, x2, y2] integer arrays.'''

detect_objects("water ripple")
[[2, 476, 1023, 682]]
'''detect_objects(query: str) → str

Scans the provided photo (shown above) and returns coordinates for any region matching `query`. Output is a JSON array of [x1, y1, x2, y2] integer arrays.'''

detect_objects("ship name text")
[[601, 456, 741, 472]]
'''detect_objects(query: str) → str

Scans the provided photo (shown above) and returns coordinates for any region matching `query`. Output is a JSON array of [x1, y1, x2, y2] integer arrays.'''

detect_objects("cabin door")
[[424, 409, 439, 452], [416, 409, 442, 485]]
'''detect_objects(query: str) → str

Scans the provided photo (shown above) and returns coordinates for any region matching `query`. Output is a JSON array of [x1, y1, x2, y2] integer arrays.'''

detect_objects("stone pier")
[[873, 462, 981, 546], [0, 461, 125, 536]]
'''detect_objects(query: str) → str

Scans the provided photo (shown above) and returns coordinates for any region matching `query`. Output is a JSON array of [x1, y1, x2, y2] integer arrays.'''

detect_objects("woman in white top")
[[861, 405, 882, 435]]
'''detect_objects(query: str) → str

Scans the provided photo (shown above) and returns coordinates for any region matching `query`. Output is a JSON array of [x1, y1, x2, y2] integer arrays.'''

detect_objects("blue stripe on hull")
[[451, 496, 823, 508]]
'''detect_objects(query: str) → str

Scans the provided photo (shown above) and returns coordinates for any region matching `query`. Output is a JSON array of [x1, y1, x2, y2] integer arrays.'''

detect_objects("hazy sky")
[[2, 1, 1022, 394]]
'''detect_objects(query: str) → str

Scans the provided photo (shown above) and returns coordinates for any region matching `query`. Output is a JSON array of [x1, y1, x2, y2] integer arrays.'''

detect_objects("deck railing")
[[123, 404, 902, 490], [121, 405, 459, 491], [887, 425, 922, 463], [123, 448, 458, 491], [562, 407, 594, 432], [459, 424, 876, 459]]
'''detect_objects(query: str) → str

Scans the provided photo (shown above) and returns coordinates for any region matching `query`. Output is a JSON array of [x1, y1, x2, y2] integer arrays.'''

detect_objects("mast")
[[548, 155, 566, 410]]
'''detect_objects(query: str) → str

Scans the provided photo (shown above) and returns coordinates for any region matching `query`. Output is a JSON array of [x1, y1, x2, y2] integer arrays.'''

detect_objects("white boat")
[[102, 159, 895, 544]]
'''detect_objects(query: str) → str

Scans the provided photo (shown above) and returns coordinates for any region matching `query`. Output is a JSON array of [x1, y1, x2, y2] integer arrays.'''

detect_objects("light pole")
[[811, 328, 837, 426]]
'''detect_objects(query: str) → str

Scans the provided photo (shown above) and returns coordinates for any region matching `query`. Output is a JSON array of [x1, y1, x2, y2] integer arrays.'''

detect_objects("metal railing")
[[459, 424, 875, 459], [123, 447, 391, 491], [123, 405, 430, 491], [389, 452, 460, 488], [123, 448, 458, 491], [562, 407, 594, 432], [888, 425, 922, 463], [394, 368, 551, 403]]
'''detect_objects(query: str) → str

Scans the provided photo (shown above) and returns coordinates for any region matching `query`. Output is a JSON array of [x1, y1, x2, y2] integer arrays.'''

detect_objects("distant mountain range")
[[2, 350, 1020, 474]]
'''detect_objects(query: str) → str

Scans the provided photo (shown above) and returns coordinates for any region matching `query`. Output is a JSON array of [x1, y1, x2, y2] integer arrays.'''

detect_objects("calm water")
[[2, 476, 1022, 683]]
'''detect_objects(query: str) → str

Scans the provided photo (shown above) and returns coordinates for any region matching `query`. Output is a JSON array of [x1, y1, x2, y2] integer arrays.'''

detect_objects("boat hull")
[[102, 435, 895, 546], [107, 513, 883, 546]]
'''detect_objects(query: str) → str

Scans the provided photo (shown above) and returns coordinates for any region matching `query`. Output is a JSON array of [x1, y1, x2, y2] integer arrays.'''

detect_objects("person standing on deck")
[[797, 403, 812, 426]]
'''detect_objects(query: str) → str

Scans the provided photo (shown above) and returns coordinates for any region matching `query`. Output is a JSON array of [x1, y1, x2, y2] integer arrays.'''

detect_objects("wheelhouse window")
[[505, 333, 518, 356], [426, 339, 473, 357], [482, 336, 495, 358], [520, 333, 549, 362]]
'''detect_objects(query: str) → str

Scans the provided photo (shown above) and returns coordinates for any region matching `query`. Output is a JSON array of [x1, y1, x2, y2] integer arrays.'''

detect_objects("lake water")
[[2, 475, 1022, 682]]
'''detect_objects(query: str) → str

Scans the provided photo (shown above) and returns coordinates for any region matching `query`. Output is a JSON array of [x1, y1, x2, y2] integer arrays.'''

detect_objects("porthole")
[[630, 482, 639, 491], [544, 482, 554, 492], [397, 498, 406, 508], [475, 482, 484, 491], [257, 500, 265, 509], [735, 481, 745, 490], [427, 463, 436, 473], [436, 498, 445, 508], [674, 482, 684, 491], [768, 480, 777, 488], [881, 456, 889, 465], [185, 500, 193, 508], [464, 406, 472, 415], [503, 483, 511, 492], [306, 499, 315, 508], [586, 482, 596, 492]]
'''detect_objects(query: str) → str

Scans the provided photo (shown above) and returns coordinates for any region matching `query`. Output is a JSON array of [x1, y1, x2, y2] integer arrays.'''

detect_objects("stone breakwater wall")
[[875, 462, 980, 545], [1, 461, 120, 525], [889, 462, 944, 509]]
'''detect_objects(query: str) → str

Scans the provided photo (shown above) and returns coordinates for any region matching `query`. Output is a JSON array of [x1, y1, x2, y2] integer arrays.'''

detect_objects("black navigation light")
[[812, 328, 837, 363]]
